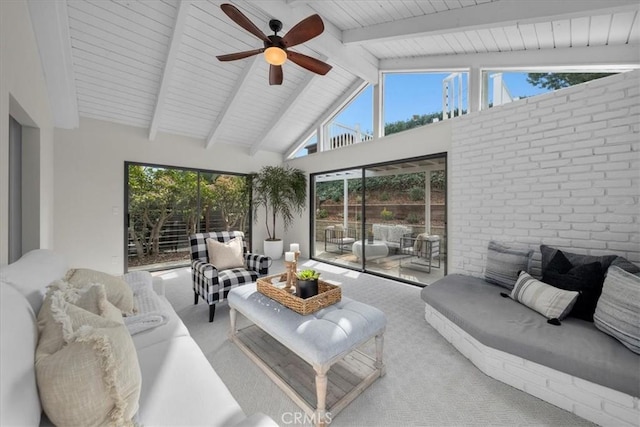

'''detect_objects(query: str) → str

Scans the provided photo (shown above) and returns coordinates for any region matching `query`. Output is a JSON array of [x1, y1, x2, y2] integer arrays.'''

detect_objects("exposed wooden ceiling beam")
[[284, 78, 367, 159], [249, 55, 327, 156], [246, 0, 379, 84], [343, 0, 640, 45], [148, 0, 191, 141], [380, 44, 640, 71], [27, 0, 79, 128], [205, 56, 261, 149]]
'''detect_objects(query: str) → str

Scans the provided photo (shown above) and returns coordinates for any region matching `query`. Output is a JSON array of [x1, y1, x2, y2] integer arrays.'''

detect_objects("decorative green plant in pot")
[[296, 269, 320, 299], [251, 165, 307, 260]]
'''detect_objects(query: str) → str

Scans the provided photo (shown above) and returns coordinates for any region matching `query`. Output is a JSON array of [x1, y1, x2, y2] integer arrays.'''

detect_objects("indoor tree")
[[251, 165, 306, 258]]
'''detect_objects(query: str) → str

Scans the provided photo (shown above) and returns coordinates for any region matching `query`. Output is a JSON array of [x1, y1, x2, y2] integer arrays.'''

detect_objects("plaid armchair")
[[189, 231, 270, 322]]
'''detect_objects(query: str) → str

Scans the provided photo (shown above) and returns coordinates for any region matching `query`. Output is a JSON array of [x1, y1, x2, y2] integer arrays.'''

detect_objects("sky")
[[334, 72, 554, 134]]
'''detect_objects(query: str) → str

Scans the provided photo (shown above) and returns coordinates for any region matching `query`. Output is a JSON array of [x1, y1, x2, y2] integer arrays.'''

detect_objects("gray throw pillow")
[[594, 266, 640, 354], [485, 241, 533, 290], [610, 256, 640, 276]]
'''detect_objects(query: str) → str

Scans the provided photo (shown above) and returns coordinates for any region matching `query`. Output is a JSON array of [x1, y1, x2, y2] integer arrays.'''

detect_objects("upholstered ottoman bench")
[[228, 283, 387, 426]]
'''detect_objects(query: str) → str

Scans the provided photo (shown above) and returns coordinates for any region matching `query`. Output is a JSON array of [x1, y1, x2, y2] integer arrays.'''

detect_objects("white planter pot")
[[263, 239, 283, 260]]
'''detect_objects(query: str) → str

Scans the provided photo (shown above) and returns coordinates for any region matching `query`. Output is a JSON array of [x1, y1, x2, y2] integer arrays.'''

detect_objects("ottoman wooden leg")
[[314, 365, 329, 427], [375, 333, 386, 376], [229, 307, 237, 339]]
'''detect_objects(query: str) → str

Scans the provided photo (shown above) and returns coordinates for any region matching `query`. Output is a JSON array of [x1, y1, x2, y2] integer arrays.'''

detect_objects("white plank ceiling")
[[30, 0, 640, 156]]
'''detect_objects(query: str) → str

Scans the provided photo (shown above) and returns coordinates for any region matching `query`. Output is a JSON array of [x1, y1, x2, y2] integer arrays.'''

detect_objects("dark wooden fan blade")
[[220, 3, 269, 43], [269, 65, 283, 85], [287, 51, 332, 75], [216, 48, 264, 62], [281, 14, 324, 48]]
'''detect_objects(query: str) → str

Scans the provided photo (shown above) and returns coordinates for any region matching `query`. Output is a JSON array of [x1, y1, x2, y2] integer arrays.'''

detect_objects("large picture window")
[[383, 71, 468, 136], [482, 70, 620, 109], [125, 162, 251, 272], [311, 155, 446, 287]]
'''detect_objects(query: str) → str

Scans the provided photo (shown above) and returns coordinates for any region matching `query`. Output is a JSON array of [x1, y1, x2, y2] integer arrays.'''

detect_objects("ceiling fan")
[[216, 3, 332, 85]]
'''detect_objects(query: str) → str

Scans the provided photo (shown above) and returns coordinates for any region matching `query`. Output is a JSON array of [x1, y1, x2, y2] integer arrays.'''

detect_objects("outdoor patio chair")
[[399, 233, 441, 273], [189, 231, 270, 322], [324, 225, 357, 254]]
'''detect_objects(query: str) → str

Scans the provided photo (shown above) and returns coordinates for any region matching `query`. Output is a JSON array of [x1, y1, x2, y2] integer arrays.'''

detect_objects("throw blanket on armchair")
[[414, 233, 440, 254]]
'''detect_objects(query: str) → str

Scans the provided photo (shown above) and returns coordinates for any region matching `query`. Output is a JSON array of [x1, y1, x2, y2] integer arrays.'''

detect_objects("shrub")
[[431, 170, 445, 190], [380, 208, 394, 221], [379, 192, 390, 201], [408, 187, 424, 201], [406, 213, 422, 224], [316, 209, 328, 219]]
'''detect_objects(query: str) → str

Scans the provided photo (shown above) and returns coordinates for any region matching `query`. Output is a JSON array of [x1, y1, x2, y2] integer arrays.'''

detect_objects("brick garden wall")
[[450, 70, 640, 276]]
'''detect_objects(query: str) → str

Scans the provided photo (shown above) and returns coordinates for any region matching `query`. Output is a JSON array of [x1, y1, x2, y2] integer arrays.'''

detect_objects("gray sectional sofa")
[[421, 268, 640, 426]]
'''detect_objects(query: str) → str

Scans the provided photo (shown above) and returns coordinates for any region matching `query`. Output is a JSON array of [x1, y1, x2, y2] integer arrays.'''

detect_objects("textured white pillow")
[[510, 271, 579, 321], [206, 237, 245, 270], [37, 282, 124, 358], [36, 291, 141, 426], [65, 268, 136, 315]]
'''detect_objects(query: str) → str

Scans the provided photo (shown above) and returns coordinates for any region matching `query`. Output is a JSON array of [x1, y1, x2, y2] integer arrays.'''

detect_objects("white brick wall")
[[450, 70, 640, 276]]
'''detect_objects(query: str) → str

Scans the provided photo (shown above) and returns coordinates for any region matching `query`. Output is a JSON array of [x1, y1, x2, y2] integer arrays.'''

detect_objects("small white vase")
[[263, 239, 283, 260]]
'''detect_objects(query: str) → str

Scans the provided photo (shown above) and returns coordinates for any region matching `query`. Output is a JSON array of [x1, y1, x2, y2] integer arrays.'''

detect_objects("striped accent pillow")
[[485, 241, 533, 290], [594, 266, 640, 354], [510, 271, 579, 321]]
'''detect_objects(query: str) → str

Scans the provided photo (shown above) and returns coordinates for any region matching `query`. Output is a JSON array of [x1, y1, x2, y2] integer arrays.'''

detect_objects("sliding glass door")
[[125, 162, 251, 272], [313, 169, 363, 268], [311, 155, 446, 286]]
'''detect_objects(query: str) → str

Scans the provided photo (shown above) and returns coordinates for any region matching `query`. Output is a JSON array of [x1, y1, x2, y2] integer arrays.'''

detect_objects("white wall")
[[54, 118, 283, 274], [286, 121, 452, 259], [450, 70, 640, 277], [0, 0, 55, 264]]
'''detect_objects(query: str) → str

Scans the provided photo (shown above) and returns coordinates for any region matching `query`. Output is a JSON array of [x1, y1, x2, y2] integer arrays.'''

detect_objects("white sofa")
[[0, 249, 277, 427]]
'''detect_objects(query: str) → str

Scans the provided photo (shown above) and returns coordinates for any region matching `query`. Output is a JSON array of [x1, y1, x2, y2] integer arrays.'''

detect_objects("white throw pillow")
[[65, 268, 136, 315], [206, 237, 245, 270], [36, 291, 141, 426], [37, 282, 124, 359], [510, 271, 579, 321]]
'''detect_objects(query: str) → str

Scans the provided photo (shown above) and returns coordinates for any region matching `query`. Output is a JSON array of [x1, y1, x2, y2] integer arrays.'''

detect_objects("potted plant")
[[251, 165, 307, 259], [296, 269, 320, 299]]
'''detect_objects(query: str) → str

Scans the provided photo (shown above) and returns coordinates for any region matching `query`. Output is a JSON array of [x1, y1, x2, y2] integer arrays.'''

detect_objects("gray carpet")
[[158, 259, 592, 427]]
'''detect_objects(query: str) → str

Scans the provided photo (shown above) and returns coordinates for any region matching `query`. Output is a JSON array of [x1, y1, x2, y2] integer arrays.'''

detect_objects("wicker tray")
[[257, 273, 341, 315]]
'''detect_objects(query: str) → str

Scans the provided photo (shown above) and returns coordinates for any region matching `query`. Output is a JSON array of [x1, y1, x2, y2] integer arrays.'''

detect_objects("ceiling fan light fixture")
[[264, 46, 287, 66]]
